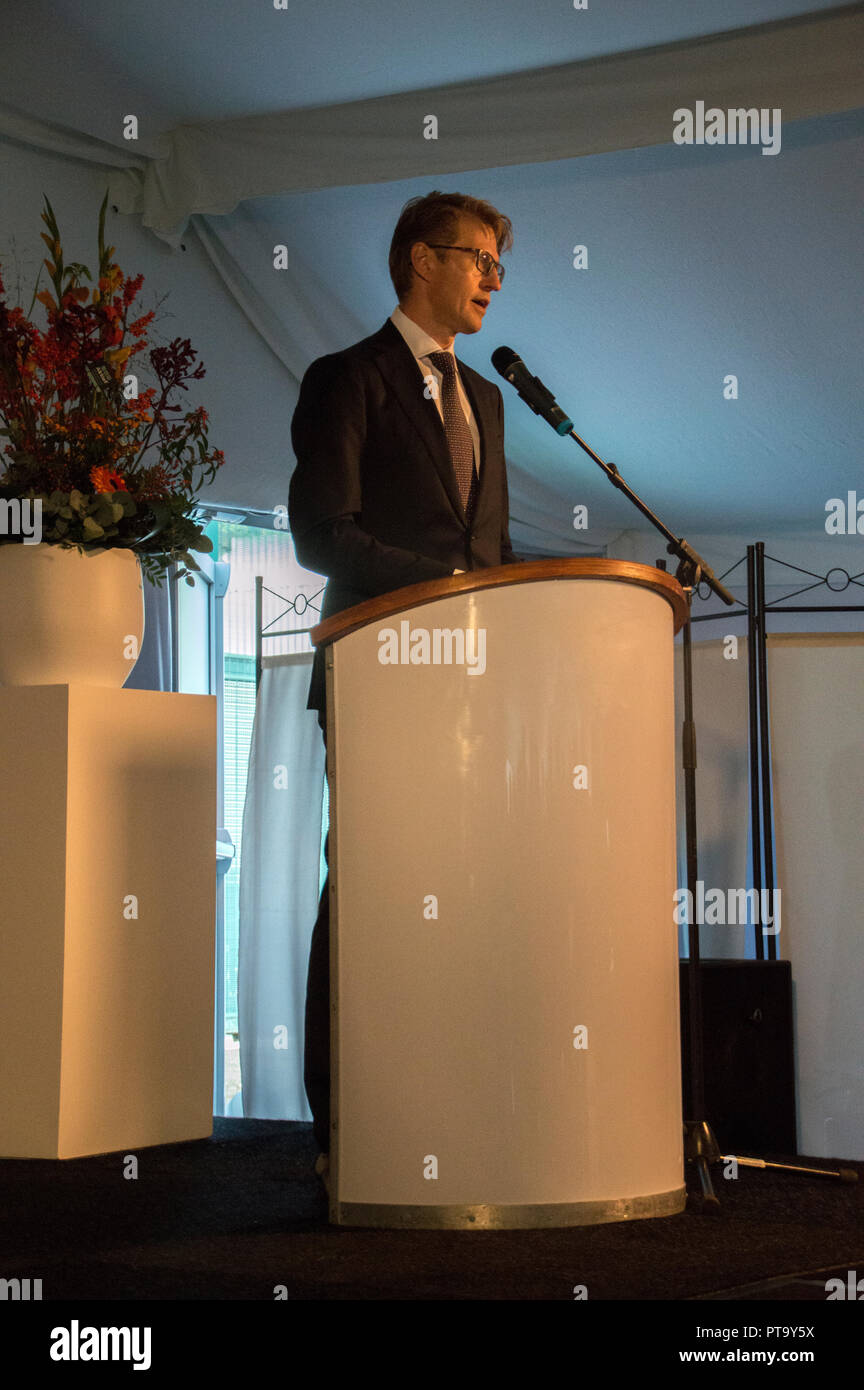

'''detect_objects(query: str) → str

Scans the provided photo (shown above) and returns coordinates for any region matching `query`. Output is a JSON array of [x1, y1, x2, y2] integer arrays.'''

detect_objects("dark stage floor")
[[0, 1118, 862, 1302]]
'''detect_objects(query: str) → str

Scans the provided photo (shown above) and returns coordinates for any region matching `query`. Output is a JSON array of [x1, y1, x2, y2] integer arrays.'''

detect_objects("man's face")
[[420, 215, 502, 337]]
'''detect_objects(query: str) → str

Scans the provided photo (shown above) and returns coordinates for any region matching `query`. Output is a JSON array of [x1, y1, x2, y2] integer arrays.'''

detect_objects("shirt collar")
[[390, 305, 454, 363]]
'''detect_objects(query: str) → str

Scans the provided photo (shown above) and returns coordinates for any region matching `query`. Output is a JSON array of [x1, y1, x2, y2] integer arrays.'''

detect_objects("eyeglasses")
[[425, 245, 506, 283]]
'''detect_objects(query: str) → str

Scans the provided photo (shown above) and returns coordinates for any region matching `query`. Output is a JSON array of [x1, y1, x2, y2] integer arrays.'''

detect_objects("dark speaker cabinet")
[[679, 959, 796, 1154]]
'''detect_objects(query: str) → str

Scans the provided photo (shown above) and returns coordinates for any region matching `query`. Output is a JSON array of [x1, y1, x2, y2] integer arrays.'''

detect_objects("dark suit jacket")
[[288, 317, 520, 715]]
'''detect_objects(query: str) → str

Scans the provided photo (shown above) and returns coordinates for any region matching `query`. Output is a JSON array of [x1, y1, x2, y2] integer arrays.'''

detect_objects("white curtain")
[[238, 653, 325, 1119], [767, 633, 864, 1159]]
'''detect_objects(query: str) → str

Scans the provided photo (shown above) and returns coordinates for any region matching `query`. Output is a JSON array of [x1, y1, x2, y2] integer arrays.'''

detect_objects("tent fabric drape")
[[106, 7, 864, 239], [190, 208, 368, 384], [0, 97, 148, 174], [237, 653, 325, 1120]]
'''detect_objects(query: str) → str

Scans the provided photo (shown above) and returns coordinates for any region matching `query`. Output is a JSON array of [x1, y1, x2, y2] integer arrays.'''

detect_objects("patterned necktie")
[[427, 351, 478, 523]]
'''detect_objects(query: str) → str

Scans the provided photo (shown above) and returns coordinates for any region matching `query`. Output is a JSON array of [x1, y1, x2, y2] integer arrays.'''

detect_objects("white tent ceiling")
[[4, 0, 847, 137]]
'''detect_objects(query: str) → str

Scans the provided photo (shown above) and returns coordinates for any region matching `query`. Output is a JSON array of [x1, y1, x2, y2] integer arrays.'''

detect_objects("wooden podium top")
[[311, 558, 688, 647]]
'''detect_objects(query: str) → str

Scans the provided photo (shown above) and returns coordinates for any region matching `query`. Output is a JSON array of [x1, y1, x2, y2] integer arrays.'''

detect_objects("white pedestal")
[[0, 686, 216, 1158]]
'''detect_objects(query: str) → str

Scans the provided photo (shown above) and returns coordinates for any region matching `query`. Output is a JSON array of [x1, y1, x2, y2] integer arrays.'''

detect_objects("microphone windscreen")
[[491, 346, 519, 375]]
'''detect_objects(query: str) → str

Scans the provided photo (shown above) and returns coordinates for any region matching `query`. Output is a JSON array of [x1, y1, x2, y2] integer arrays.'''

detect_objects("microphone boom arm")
[[492, 345, 734, 605], [565, 426, 735, 604]]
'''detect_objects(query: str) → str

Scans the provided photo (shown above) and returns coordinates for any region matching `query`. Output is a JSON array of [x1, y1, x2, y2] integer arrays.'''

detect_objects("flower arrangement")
[[0, 192, 224, 583]]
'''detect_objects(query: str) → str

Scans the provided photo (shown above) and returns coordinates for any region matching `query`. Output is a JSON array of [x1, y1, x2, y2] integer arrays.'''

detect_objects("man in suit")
[[288, 190, 520, 1185]]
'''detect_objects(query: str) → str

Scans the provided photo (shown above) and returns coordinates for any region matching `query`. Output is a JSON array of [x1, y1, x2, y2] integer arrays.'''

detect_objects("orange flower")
[[89, 464, 127, 493]]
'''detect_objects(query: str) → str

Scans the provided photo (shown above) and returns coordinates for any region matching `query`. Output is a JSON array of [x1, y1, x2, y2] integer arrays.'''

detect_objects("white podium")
[[314, 559, 688, 1228], [0, 685, 216, 1159]]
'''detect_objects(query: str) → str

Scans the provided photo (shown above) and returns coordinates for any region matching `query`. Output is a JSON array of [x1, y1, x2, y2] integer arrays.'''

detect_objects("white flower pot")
[[0, 544, 145, 687]]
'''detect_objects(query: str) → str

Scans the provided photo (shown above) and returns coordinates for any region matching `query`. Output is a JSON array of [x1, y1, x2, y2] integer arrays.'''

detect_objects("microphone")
[[491, 346, 573, 435]]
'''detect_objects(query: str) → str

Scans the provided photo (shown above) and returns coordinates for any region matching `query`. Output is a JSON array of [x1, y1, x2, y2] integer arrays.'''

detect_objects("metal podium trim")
[[332, 1185, 686, 1229]]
